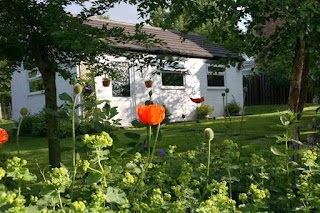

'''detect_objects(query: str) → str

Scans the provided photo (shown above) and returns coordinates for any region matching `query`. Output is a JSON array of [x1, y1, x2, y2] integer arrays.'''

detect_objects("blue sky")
[[65, 2, 142, 23]]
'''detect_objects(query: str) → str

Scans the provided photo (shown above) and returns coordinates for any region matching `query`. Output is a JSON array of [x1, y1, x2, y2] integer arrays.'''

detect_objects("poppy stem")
[[131, 124, 161, 197], [16, 116, 24, 157], [147, 125, 151, 158], [149, 124, 161, 164]]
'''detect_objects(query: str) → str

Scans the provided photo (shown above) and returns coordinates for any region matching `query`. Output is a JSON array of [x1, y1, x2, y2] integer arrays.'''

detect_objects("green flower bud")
[[148, 90, 153, 98], [145, 100, 153, 105], [221, 92, 226, 97], [204, 128, 214, 141], [225, 88, 229, 93], [20, 107, 28, 116], [74, 83, 83, 95]]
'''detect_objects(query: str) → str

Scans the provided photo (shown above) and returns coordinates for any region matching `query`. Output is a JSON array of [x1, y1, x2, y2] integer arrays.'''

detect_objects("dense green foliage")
[[196, 104, 214, 119], [225, 100, 241, 116], [0, 0, 168, 167], [0, 60, 11, 106], [1, 106, 320, 211], [149, 0, 320, 117]]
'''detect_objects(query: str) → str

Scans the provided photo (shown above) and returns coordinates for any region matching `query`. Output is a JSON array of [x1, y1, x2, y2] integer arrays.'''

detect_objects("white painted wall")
[[11, 66, 75, 122], [11, 58, 243, 126], [94, 57, 243, 125]]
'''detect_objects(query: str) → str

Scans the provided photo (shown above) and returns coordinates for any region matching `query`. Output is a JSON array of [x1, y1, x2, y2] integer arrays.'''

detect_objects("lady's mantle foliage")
[[83, 131, 113, 149]]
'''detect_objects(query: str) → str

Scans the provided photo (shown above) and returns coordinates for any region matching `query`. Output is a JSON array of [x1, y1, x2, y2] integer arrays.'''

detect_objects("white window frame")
[[161, 70, 186, 90], [28, 69, 44, 95], [207, 64, 226, 89]]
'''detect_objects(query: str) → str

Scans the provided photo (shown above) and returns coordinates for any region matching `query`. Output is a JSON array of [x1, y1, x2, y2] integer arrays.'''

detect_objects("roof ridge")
[[88, 16, 167, 32]]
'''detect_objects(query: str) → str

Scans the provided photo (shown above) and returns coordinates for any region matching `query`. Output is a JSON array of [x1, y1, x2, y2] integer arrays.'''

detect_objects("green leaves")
[[59, 92, 73, 102], [270, 146, 287, 157], [85, 172, 103, 184], [106, 187, 128, 205]]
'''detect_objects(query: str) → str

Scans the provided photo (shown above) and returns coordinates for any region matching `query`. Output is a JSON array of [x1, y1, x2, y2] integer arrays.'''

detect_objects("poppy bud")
[[145, 100, 153, 105], [225, 88, 229, 93], [204, 128, 214, 141], [20, 107, 28, 116], [221, 92, 226, 97], [74, 83, 83, 95], [148, 90, 153, 98]]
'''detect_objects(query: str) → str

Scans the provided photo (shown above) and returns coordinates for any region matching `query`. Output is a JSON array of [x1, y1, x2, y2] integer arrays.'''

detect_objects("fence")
[[243, 75, 290, 106], [0, 104, 12, 120]]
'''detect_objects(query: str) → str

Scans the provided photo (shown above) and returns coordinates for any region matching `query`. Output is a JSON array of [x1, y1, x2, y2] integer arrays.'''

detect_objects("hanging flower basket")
[[102, 78, 110, 87], [145, 80, 153, 88], [190, 97, 205, 104]]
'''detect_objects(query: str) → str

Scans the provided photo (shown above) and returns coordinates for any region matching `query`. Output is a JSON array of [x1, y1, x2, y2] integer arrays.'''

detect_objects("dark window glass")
[[207, 74, 224, 87], [162, 72, 184, 86], [111, 62, 130, 97]]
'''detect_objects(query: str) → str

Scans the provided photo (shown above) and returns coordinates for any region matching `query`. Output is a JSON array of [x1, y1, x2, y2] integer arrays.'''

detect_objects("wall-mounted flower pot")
[[102, 79, 110, 87], [145, 81, 153, 88]]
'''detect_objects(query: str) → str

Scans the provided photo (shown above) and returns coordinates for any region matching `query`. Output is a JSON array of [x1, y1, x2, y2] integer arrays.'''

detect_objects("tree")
[[147, 0, 320, 119], [0, 0, 160, 167], [0, 60, 12, 106]]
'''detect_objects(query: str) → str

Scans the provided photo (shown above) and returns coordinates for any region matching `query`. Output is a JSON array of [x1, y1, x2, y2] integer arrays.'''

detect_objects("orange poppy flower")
[[0, 128, 9, 145], [190, 97, 205, 103], [137, 104, 165, 125]]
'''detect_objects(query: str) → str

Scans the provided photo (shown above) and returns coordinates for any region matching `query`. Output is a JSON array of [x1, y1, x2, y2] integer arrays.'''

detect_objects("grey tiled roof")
[[87, 18, 237, 59]]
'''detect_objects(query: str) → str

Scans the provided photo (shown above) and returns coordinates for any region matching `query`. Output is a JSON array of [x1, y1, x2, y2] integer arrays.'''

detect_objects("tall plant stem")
[[147, 125, 151, 158], [16, 116, 24, 156], [72, 93, 80, 168], [71, 93, 80, 199], [207, 139, 211, 178], [131, 124, 160, 196], [227, 168, 232, 199]]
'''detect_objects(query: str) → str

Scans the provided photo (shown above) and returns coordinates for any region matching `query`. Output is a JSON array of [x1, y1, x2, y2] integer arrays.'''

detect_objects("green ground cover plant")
[[0, 103, 319, 212]]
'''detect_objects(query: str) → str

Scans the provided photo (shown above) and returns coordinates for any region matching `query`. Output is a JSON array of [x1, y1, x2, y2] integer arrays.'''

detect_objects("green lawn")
[[0, 104, 318, 175]]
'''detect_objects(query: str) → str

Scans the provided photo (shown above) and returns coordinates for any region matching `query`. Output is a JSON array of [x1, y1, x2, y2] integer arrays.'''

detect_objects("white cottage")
[[11, 18, 244, 126]]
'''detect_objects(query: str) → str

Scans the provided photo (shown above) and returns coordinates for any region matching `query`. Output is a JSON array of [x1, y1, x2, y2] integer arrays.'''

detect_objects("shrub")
[[19, 110, 76, 138], [19, 110, 47, 136], [225, 100, 241, 116], [196, 104, 214, 119]]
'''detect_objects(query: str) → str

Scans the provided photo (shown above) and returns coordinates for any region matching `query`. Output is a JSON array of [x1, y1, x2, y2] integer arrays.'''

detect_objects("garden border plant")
[[1, 101, 320, 211]]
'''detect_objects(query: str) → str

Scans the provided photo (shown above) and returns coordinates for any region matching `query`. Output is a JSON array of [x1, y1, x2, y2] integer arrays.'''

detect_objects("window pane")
[[162, 72, 184, 86], [29, 79, 44, 92], [112, 62, 130, 97], [207, 75, 224, 87]]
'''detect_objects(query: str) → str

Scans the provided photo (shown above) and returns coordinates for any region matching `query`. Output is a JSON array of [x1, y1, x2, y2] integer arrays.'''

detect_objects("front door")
[[110, 60, 135, 126]]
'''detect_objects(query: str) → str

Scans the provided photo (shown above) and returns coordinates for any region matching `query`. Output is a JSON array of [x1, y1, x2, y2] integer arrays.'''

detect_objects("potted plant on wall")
[[102, 77, 110, 87], [145, 79, 153, 88]]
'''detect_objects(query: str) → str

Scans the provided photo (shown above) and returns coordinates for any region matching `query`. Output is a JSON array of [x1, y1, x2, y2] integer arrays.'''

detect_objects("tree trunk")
[[41, 67, 61, 168], [32, 44, 61, 168], [296, 47, 310, 120], [288, 37, 306, 113]]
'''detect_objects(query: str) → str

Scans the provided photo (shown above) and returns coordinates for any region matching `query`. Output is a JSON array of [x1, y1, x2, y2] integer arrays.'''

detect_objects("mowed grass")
[[0, 104, 318, 174]]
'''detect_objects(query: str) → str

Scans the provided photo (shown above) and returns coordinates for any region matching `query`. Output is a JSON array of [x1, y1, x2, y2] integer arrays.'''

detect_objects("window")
[[207, 66, 225, 87], [111, 61, 130, 97], [161, 72, 184, 87], [28, 70, 44, 93]]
